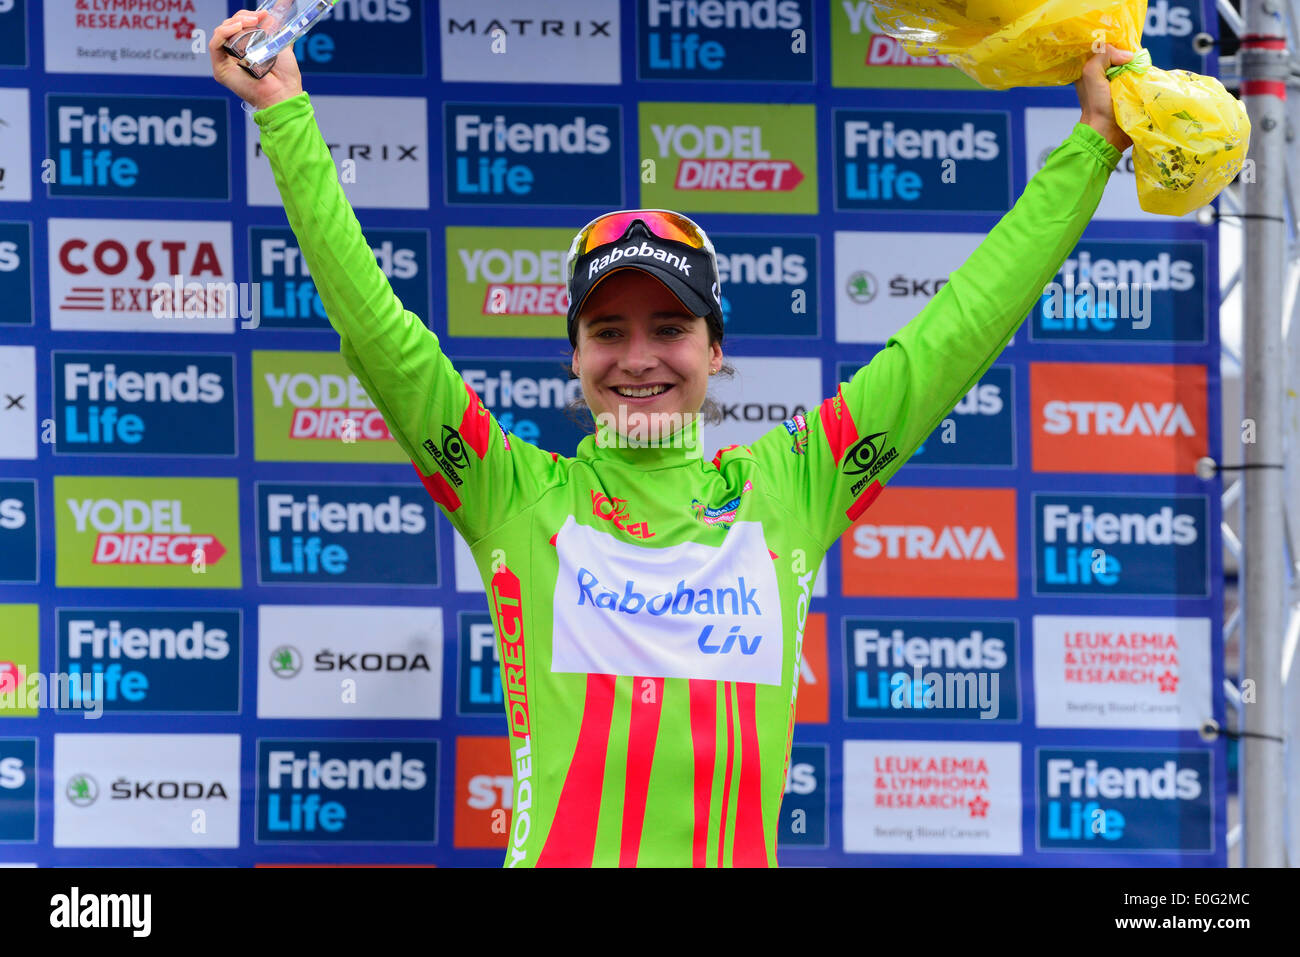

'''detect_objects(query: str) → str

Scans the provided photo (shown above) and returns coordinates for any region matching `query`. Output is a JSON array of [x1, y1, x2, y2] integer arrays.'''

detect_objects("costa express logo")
[[458, 359, 586, 456], [55, 610, 240, 713], [53, 352, 234, 456], [831, 0, 980, 89], [250, 227, 429, 330], [639, 102, 818, 213], [638, 0, 812, 81], [1034, 494, 1209, 597], [1032, 363, 1207, 474], [256, 483, 438, 586], [458, 612, 504, 716], [296, 0, 424, 75], [839, 361, 1013, 467], [778, 744, 827, 847], [842, 487, 1017, 598], [1037, 748, 1212, 851], [835, 109, 1011, 212], [0, 222, 32, 325], [252, 350, 406, 464], [55, 476, 241, 589], [0, 480, 37, 583], [1032, 240, 1207, 343], [715, 234, 818, 337], [0, 0, 25, 67], [0, 738, 36, 842], [257, 740, 438, 842], [445, 104, 621, 206], [47, 95, 227, 199], [445, 226, 571, 338], [455, 735, 511, 848], [845, 618, 1018, 721]]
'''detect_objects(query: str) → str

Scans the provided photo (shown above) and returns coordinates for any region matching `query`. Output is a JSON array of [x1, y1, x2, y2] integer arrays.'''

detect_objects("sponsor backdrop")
[[0, 0, 1224, 866]]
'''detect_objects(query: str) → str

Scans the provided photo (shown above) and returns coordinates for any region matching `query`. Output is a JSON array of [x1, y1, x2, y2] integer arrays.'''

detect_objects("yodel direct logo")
[[638, 0, 812, 82], [257, 740, 438, 842], [53, 352, 235, 456], [445, 226, 572, 338], [835, 110, 1011, 212], [255, 483, 438, 586], [445, 104, 622, 206], [47, 95, 228, 200]]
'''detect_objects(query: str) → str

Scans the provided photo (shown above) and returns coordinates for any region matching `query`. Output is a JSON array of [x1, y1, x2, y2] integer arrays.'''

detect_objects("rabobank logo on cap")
[[0, 738, 36, 842], [256, 739, 438, 842], [296, 0, 424, 75], [53, 352, 235, 456], [1033, 493, 1209, 597], [835, 109, 1011, 212], [47, 95, 228, 200], [638, 0, 813, 82], [255, 482, 438, 586], [715, 234, 818, 337], [0, 223, 32, 326], [250, 227, 430, 331], [1037, 748, 1212, 851], [0, 480, 37, 583], [445, 104, 622, 206]]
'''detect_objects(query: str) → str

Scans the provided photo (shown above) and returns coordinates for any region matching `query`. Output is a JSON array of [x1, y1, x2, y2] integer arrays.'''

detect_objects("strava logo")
[[843, 430, 898, 494], [423, 425, 470, 488]]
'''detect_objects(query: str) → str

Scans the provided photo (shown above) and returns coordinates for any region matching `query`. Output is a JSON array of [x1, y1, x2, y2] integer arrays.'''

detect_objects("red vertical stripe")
[[412, 463, 461, 512], [536, 674, 616, 867], [619, 676, 665, 868], [846, 479, 884, 522], [717, 682, 736, 868], [689, 679, 717, 868], [731, 683, 769, 867], [459, 381, 492, 458], [818, 385, 859, 465]]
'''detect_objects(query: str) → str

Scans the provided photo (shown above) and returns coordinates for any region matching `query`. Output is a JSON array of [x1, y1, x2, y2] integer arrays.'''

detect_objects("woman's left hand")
[[1076, 44, 1134, 154]]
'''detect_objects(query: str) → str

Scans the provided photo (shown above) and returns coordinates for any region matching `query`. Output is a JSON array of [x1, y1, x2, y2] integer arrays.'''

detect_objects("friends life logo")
[[637, 0, 813, 82], [458, 360, 587, 455], [55, 610, 240, 714], [1037, 748, 1212, 851], [46, 95, 227, 200], [445, 104, 621, 206], [0, 222, 32, 326], [834, 109, 1011, 212], [1031, 240, 1206, 343], [0, 738, 36, 842], [458, 612, 504, 716], [250, 227, 430, 331], [714, 234, 819, 337], [256, 740, 438, 842], [295, 0, 425, 75], [845, 618, 1018, 721], [1033, 494, 1209, 597], [52, 352, 234, 456], [778, 743, 828, 848], [255, 483, 438, 586], [0, 480, 37, 583]]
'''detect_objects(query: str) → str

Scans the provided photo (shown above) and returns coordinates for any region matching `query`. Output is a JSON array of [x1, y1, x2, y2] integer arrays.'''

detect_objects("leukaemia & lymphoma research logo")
[[66, 774, 98, 807], [269, 646, 302, 678]]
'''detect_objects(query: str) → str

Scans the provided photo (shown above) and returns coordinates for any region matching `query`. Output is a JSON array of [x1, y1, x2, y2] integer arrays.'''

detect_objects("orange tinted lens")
[[580, 211, 702, 254]]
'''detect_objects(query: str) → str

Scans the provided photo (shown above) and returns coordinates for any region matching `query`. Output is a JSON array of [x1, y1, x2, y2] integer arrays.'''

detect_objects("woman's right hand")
[[209, 9, 304, 113]]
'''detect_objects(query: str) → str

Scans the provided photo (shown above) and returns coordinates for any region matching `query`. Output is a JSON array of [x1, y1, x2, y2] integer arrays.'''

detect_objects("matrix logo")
[[458, 612, 503, 716], [445, 104, 622, 206], [55, 610, 241, 713], [53, 352, 235, 456], [835, 110, 1011, 212], [640, 102, 818, 213], [256, 740, 438, 842], [778, 744, 828, 847], [42, 0, 224, 75], [1037, 748, 1213, 851], [0, 222, 32, 324], [446, 226, 572, 338], [839, 361, 1014, 467], [296, 0, 424, 75], [1033, 494, 1209, 597], [0, 480, 37, 583], [714, 234, 818, 337], [55, 476, 241, 589], [252, 351, 405, 463], [48, 95, 227, 199], [845, 618, 1018, 721], [638, 0, 812, 82], [0, 89, 33, 200], [0, 739, 36, 841], [831, 0, 980, 89], [0, 0, 26, 67], [255, 483, 438, 586], [250, 227, 430, 331], [440, 0, 620, 85]]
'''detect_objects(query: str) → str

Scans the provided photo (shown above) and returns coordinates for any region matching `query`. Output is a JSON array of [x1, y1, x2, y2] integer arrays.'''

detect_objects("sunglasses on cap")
[[565, 209, 718, 283]]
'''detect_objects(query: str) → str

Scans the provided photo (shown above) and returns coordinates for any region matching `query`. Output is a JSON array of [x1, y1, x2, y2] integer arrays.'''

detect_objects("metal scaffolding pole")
[[1239, 0, 1290, 867]]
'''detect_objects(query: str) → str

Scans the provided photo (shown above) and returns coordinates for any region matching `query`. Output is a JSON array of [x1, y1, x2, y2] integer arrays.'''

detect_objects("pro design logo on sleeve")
[[55, 476, 241, 589], [0, 738, 36, 841], [1031, 362, 1207, 474], [835, 110, 1011, 212], [0, 480, 37, 583], [445, 226, 572, 338], [639, 102, 818, 213], [831, 0, 980, 89], [47, 95, 227, 200], [0, 223, 32, 325], [1036, 748, 1212, 852], [444, 104, 622, 206], [638, 0, 813, 82]]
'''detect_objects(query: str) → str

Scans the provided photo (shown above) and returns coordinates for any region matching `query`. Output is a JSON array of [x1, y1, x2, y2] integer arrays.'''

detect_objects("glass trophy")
[[223, 0, 337, 79]]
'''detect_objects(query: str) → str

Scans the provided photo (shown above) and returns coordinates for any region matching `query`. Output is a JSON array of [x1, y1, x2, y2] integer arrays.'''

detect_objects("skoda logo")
[[846, 271, 878, 304], [269, 645, 302, 679], [66, 774, 98, 807]]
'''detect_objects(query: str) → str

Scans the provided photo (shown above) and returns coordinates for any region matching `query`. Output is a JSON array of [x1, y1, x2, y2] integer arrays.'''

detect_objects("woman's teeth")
[[615, 385, 668, 397]]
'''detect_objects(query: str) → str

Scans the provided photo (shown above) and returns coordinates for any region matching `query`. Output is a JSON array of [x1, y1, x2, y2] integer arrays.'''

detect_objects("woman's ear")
[[710, 341, 723, 373], [571, 348, 580, 379]]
